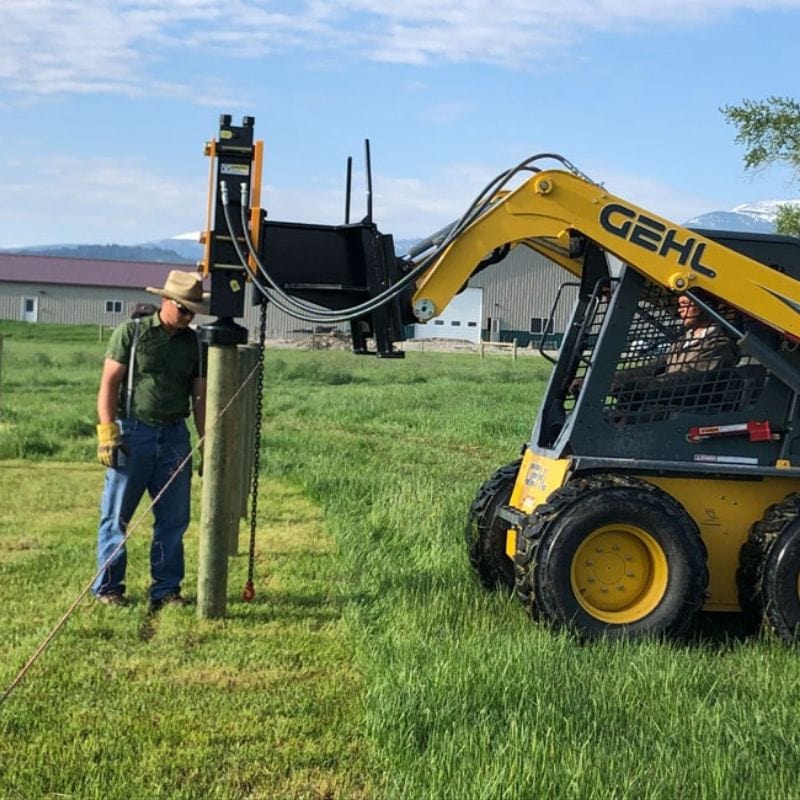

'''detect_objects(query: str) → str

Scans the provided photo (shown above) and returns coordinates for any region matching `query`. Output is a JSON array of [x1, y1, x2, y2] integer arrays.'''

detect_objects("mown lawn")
[[2, 321, 800, 799]]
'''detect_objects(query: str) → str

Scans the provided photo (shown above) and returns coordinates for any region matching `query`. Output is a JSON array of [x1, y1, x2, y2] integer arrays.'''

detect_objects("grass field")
[[3, 320, 800, 799]]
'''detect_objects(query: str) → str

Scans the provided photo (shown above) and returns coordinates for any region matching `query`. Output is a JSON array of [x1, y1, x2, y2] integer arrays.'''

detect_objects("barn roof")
[[0, 253, 189, 289]]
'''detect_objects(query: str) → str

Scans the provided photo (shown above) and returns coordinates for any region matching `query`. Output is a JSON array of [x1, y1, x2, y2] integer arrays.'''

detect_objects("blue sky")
[[1, 0, 798, 247]]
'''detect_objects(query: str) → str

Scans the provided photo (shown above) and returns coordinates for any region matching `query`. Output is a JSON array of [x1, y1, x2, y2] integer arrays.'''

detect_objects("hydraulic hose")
[[218, 152, 596, 325]]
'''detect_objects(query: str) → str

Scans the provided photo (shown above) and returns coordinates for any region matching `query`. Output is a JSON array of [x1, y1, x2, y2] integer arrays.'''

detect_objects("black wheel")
[[737, 494, 800, 644], [516, 475, 708, 640], [465, 459, 522, 591]]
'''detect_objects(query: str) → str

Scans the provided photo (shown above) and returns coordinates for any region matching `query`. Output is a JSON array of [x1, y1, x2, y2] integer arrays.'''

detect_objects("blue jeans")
[[94, 417, 192, 602]]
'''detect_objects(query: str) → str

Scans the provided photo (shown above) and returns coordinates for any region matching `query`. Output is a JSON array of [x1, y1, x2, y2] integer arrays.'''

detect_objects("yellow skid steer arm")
[[411, 170, 800, 341]]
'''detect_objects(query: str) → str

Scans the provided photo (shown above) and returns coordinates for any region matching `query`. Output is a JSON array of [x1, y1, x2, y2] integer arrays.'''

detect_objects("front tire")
[[465, 460, 522, 591], [518, 475, 708, 640]]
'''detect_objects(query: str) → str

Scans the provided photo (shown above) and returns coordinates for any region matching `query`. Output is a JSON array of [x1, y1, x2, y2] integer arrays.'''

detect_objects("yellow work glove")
[[96, 422, 127, 468]]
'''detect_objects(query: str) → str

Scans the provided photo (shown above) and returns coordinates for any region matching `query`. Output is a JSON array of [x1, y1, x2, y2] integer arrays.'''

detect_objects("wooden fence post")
[[197, 341, 241, 618]]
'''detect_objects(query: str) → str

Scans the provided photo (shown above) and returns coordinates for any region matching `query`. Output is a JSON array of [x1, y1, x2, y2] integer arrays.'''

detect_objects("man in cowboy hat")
[[93, 270, 209, 612]]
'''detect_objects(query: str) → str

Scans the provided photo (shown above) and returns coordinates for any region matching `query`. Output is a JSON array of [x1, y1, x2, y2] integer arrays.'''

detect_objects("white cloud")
[[319, 0, 800, 65], [373, 159, 723, 238], [0, 148, 493, 246], [259, 161, 497, 239], [262, 154, 732, 241], [0, 149, 727, 246], [591, 166, 725, 224], [2, 0, 800, 97], [0, 155, 207, 245]]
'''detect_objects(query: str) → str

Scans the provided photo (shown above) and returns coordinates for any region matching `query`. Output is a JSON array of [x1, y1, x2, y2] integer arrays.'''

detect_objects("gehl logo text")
[[600, 203, 715, 277]]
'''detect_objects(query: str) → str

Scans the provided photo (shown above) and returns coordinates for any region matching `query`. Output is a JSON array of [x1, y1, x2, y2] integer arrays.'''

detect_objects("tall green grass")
[[2, 335, 800, 798], [0, 322, 102, 460], [259, 352, 800, 799]]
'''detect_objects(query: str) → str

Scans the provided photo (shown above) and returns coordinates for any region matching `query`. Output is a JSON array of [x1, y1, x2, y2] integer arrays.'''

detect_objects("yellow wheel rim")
[[570, 524, 669, 624]]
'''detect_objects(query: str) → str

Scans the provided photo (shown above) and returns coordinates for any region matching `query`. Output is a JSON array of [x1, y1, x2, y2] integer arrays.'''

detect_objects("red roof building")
[[0, 253, 190, 326]]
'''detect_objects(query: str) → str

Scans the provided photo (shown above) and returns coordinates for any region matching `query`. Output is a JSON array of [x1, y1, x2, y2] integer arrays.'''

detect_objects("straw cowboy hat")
[[146, 270, 210, 315]]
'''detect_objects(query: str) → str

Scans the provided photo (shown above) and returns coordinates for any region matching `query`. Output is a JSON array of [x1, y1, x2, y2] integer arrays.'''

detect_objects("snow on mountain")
[[393, 238, 421, 256], [140, 233, 204, 262], [683, 210, 776, 233], [684, 199, 800, 234], [731, 199, 800, 224]]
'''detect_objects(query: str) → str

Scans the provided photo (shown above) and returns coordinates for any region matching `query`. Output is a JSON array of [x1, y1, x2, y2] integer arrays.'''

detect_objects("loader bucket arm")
[[411, 170, 800, 345]]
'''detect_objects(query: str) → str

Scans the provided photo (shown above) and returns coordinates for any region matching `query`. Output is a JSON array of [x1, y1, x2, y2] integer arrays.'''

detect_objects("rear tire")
[[737, 494, 800, 644], [518, 475, 707, 640], [465, 460, 521, 591]]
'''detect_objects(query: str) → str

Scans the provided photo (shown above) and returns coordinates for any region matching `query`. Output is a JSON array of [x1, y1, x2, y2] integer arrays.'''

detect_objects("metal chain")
[[242, 296, 268, 601]]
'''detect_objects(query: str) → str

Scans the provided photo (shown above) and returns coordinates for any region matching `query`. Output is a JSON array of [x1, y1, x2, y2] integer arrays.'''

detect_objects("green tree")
[[776, 204, 800, 236], [721, 96, 800, 236]]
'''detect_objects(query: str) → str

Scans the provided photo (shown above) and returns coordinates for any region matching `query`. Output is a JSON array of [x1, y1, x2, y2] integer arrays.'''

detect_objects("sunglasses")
[[169, 298, 195, 316]]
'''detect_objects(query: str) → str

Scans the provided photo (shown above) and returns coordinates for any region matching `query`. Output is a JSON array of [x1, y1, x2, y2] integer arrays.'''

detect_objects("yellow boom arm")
[[412, 170, 800, 340]]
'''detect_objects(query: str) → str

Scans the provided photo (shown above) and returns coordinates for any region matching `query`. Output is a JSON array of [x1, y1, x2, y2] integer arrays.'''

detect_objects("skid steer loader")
[[466, 231, 800, 641], [201, 114, 800, 643]]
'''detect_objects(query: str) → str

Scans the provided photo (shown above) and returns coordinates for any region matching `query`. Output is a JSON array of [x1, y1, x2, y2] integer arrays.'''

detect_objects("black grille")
[[563, 282, 613, 415], [603, 284, 765, 425]]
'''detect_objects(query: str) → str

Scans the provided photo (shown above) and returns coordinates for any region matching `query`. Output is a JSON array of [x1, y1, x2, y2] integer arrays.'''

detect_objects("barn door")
[[21, 297, 38, 323]]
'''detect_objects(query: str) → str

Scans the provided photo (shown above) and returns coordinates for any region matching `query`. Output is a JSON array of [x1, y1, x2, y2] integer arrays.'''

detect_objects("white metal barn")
[[413, 287, 483, 343]]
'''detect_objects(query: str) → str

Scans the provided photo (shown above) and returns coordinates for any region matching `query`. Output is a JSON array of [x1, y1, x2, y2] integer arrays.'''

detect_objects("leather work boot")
[[96, 592, 128, 607], [149, 592, 192, 613]]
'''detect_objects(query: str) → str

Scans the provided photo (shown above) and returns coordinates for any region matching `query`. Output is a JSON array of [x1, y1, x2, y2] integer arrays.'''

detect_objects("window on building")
[[24, 299, 34, 313], [467, 321, 477, 327], [434, 320, 445, 326], [530, 317, 544, 334], [105, 300, 123, 314], [451, 320, 461, 326]]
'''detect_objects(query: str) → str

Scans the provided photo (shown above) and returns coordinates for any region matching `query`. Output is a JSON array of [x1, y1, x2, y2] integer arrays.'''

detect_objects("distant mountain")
[[393, 238, 421, 256], [684, 200, 800, 234], [150, 233, 421, 259], [1, 233, 207, 264], [150, 233, 419, 259], [684, 210, 776, 233], [142, 233, 204, 263], [2, 230, 412, 263], [733, 200, 800, 225], [0, 242, 196, 263], [7, 200, 797, 265]]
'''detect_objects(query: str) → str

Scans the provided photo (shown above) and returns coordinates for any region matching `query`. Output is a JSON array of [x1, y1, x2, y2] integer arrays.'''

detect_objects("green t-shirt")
[[106, 314, 203, 425]]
